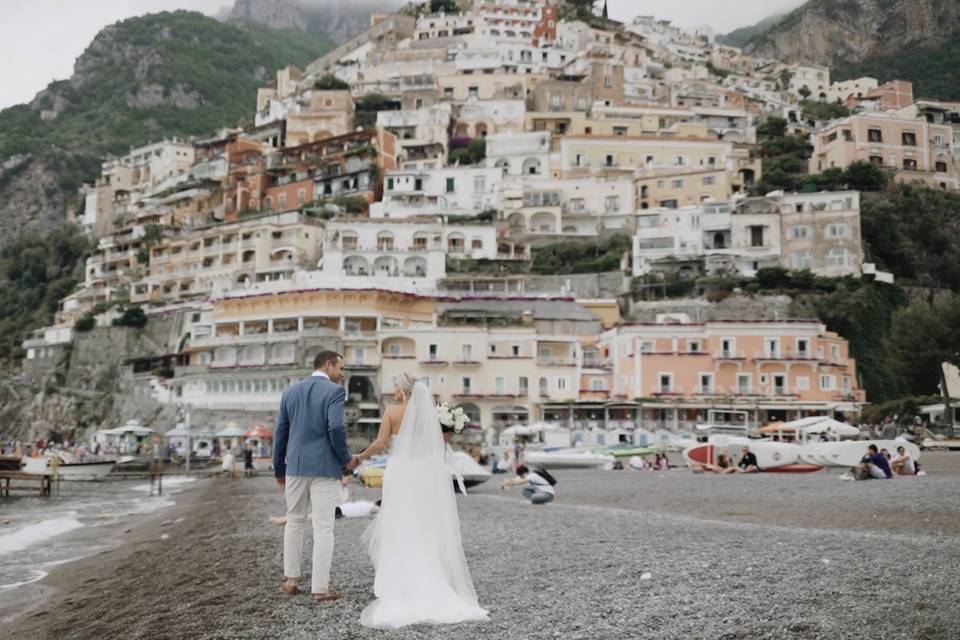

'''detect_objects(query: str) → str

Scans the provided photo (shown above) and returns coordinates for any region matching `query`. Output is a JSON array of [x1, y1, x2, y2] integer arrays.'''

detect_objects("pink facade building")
[[810, 112, 958, 190], [579, 320, 865, 430]]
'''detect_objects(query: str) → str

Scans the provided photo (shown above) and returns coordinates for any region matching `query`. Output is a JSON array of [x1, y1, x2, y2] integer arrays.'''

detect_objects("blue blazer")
[[273, 375, 352, 479]]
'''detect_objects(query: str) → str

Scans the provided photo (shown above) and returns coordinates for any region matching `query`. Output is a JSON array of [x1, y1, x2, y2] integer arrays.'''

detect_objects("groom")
[[273, 350, 358, 602]]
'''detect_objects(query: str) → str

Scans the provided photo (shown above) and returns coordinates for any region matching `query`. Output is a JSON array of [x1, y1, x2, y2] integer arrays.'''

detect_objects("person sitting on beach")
[[697, 452, 736, 474], [628, 455, 647, 470], [856, 444, 893, 480], [890, 446, 916, 476], [491, 451, 511, 474], [501, 464, 555, 504], [654, 452, 669, 471], [736, 447, 760, 474]]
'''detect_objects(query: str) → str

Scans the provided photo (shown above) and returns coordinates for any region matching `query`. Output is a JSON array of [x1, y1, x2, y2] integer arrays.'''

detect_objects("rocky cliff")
[[0, 11, 331, 250], [226, 0, 404, 44], [745, 0, 960, 68]]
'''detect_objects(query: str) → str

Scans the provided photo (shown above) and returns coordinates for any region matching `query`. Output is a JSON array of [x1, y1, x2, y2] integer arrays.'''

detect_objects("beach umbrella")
[[245, 423, 273, 439], [215, 424, 247, 438]]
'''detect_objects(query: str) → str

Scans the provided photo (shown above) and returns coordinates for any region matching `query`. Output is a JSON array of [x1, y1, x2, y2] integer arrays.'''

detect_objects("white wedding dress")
[[360, 382, 489, 629]]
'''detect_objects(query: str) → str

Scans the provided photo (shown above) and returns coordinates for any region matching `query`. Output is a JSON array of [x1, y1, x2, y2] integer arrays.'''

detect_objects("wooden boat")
[[21, 453, 116, 480]]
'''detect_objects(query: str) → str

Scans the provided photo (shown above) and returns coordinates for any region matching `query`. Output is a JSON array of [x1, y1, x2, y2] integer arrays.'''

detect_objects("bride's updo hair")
[[397, 372, 419, 395]]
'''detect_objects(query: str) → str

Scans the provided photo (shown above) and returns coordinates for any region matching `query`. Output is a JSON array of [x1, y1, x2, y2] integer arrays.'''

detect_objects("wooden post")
[[50, 457, 60, 495]]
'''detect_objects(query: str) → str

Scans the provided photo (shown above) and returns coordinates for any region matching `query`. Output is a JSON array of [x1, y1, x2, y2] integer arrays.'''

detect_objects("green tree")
[[887, 294, 960, 435], [430, 0, 459, 12], [112, 306, 147, 328], [798, 85, 812, 100], [843, 161, 890, 192], [313, 74, 349, 90]]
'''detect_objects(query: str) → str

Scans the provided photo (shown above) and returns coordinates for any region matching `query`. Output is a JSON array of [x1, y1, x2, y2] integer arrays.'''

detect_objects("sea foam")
[[0, 514, 84, 555]]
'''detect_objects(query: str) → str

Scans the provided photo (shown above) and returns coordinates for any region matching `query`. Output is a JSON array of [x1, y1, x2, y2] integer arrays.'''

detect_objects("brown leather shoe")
[[312, 590, 342, 603], [279, 580, 300, 595]]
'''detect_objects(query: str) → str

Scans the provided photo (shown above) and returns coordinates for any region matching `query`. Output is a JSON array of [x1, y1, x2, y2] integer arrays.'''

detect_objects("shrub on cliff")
[[112, 307, 147, 329]]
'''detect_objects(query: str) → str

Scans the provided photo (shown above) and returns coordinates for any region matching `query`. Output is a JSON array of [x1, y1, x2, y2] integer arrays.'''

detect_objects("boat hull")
[[798, 440, 920, 468], [524, 450, 615, 469], [21, 457, 116, 479]]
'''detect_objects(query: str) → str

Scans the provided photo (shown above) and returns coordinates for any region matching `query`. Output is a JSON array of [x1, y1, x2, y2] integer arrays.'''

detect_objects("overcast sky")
[[0, 0, 804, 110]]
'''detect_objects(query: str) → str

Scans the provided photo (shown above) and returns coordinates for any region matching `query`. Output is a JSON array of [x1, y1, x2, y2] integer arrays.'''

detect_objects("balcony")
[[582, 358, 612, 369], [420, 359, 448, 366], [753, 350, 817, 362], [537, 357, 577, 367], [452, 360, 482, 366], [714, 350, 747, 360]]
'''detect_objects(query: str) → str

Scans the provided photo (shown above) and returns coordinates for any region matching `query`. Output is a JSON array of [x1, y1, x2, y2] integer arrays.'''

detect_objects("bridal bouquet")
[[436, 402, 468, 433]]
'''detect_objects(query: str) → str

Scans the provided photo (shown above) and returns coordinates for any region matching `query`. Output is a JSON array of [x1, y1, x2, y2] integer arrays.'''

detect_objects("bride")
[[354, 374, 489, 629]]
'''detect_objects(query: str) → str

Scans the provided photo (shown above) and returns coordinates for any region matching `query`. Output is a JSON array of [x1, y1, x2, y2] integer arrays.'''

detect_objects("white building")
[[320, 218, 500, 290], [485, 131, 551, 177], [374, 166, 503, 218], [377, 102, 452, 169]]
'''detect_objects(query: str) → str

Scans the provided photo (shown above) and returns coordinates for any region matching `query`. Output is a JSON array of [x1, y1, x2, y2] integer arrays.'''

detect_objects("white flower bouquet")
[[436, 402, 468, 433]]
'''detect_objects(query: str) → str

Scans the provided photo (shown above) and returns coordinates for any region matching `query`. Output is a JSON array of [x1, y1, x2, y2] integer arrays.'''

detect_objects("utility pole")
[[185, 410, 191, 475]]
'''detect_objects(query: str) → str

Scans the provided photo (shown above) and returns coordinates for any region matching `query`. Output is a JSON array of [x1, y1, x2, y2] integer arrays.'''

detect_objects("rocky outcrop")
[[0, 156, 74, 242], [745, 0, 960, 67], [228, 0, 307, 31], [226, 0, 403, 44]]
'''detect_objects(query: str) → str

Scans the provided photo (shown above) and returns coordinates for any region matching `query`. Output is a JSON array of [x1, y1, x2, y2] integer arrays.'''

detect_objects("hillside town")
[[22, 0, 960, 446]]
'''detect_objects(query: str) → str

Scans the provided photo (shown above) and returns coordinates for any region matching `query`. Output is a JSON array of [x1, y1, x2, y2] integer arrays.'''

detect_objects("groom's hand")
[[276, 476, 286, 487], [345, 456, 360, 471]]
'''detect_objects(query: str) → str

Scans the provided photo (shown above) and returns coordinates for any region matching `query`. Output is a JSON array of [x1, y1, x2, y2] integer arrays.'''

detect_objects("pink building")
[[810, 112, 958, 190], [585, 320, 864, 430]]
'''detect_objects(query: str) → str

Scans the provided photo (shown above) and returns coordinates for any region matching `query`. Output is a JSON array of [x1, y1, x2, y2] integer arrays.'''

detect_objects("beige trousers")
[[283, 476, 340, 593]]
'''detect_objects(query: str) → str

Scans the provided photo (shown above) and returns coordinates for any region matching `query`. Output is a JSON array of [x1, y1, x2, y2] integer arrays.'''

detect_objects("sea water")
[[0, 477, 194, 591]]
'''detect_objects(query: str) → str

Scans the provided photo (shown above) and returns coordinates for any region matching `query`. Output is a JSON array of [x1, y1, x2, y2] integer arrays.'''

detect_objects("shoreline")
[[1, 459, 959, 639], [0, 475, 213, 629]]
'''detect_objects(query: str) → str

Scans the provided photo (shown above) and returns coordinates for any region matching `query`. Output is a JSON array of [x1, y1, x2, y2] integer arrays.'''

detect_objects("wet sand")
[[2, 454, 959, 639]]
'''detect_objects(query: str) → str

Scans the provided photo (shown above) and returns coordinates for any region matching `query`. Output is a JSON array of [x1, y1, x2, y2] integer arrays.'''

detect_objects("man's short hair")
[[314, 350, 342, 370], [867, 444, 878, 453], [515, 464, 529, 476]]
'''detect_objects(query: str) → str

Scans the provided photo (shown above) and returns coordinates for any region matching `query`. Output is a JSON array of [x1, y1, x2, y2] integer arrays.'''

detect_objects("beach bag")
[[533, 466, 558, 486]]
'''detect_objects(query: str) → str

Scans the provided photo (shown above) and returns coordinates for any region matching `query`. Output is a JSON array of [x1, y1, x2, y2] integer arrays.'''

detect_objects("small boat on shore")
[[523, 448, 615, 469], [21, 453, 117, 480]]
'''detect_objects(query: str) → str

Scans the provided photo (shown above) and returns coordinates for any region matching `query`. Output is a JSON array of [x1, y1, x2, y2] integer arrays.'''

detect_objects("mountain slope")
[[744, 0, 960, 73], [226, 0, 404, 44], [719, 8, 796, 49], [0, 10, 332, 244]]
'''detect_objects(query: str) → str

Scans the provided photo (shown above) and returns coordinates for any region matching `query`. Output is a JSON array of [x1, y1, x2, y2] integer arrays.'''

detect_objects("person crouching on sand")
[[501, 465, 555, 504]]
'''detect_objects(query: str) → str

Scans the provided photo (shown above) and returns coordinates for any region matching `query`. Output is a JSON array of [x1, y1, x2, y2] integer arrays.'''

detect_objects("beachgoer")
[[491, 451, 510, 474], [856, 444, 892, 480], [654, 452, 669, 470], [243, 442, 255, 476], [697, 452, 736, 474], [628, 455, 646, 470], [890, 446, 916, 476], [501, 464, 555, 504], [736, 447, 760, 473]]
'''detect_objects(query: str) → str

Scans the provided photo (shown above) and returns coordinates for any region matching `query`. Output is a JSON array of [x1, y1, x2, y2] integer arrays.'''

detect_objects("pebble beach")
[[2, 455, 959, 640]]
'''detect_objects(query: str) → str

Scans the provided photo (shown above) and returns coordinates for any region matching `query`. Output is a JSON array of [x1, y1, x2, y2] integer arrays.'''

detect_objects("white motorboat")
[[523, 447, 615, 469], [21, 453, 116, 480]]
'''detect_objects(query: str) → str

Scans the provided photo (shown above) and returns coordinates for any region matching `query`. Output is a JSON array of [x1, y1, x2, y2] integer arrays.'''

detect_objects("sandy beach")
[[2, 454, 959, 640]]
